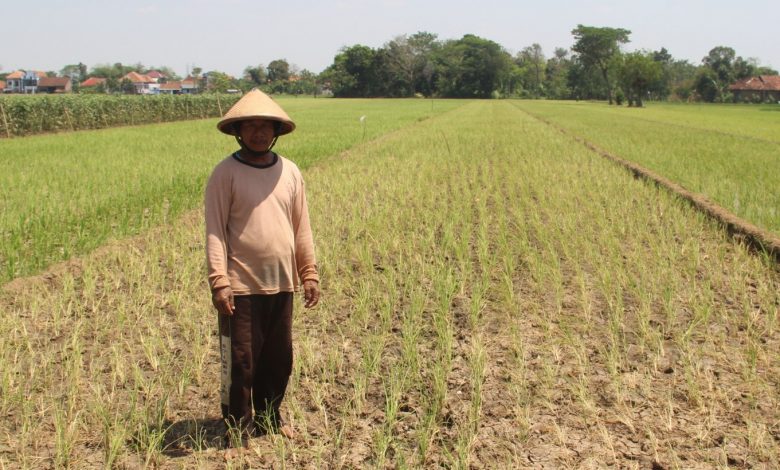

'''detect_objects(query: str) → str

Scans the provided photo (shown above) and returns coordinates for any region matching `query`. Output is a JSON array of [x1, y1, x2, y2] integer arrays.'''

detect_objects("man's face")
[[239, 119, 275, 152]]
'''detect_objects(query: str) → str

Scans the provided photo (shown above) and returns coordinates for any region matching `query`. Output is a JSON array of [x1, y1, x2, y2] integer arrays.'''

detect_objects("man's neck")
[[239, 149, 275, 166]]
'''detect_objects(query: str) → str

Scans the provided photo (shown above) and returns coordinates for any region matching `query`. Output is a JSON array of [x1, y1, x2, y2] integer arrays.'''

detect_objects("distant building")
[[5, 71, 25, 92], [729, 75, 780, 103], [23, 71, 46, 93], [4, 70, 46, 93], [180, 76, 200, 94], [146, 70, 167, 81], [37, 77, 72, 93], [80, 77, 107, 89], [3, 70, 24, 93], [122, 71, 158, 94], [159, 81, 182, 94]]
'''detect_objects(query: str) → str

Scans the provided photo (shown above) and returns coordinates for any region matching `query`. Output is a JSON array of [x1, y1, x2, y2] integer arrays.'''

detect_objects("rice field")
[[514, 100, 780, 236], [0, 98, 464, 283], [0, 100, 778, 469]]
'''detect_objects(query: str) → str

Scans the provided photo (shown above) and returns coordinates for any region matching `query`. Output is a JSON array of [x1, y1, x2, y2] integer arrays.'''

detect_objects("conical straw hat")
[[217, 89, 295, 136]]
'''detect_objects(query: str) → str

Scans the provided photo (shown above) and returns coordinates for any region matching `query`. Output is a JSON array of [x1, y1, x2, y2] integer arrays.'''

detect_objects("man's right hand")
[[212, 286, 235, 316]]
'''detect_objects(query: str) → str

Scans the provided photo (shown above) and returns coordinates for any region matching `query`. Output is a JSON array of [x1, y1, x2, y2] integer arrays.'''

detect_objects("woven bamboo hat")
[[217, 89, 295, 136]]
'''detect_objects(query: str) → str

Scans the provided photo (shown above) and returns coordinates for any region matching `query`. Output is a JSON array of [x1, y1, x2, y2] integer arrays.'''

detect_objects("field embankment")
[[514, 101, 780, 239], [514, 102, 780, 263], [1, 100, 778, 468]]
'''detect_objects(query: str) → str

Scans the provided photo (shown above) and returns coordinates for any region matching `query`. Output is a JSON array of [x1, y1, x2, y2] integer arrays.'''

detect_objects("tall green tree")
[[267, 60, 290, 82], [617, 51, 663, 107], [60, 63, 86, 81], [702, 46, 736, 83], [266, 59, 291, 94], [545, 48, 572, 99], [666, 59, 698, 101], [290, 69, 319, 96], [733, 56, 759, 80], [648, 48, 673, 99], [408, 31, 440, 96], [693, 68, 722, 102], [243, 64, 267, 87], [205, 71, 237, 93], [321, 45, 378, 97], [571, 25, 631, 104], [434, 34, 513, 98], [371, 32, 441, 97], [516, 43, 546, 97], [370, 48, 400, 97], [60, 62, 87, 91], [567, 60, 605, 100], [190, 66, 205, 91], [381, 35, 417, 96]]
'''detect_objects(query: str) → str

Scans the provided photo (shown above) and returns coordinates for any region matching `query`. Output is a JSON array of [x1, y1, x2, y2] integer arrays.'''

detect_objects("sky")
[[3, 0, 778, 78]]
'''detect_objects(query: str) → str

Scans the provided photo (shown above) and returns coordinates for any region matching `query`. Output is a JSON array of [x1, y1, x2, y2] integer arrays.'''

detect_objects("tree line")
[[6, 24, 776, 103], [320, 26, 777, 104]]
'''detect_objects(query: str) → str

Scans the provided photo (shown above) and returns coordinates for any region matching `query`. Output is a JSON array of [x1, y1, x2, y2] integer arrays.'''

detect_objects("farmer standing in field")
[[205, 89, 320, 443]]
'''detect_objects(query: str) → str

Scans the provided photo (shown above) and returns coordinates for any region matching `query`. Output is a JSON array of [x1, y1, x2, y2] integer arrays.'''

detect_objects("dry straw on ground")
[[1, 101, 778, 469]]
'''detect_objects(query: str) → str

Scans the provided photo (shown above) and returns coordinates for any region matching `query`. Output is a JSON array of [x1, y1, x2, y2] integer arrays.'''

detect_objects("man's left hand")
[[303, 280, 320, 308]]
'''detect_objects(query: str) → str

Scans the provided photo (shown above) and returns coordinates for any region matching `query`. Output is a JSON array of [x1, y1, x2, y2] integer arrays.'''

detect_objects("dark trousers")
[[218, 292, 293, 433]]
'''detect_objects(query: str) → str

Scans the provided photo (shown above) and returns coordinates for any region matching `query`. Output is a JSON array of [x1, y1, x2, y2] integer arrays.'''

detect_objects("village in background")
[[1, 29, 779, 103], [2, 69, 204, 95], [0, 63, 323, 96]]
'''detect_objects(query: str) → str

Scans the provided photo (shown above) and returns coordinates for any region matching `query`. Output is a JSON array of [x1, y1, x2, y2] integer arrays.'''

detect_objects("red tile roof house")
[[729, 75, 780, 103], [122, 71, 159, 94], [146, 70, 167, 81], [37, 76, 72, 93], [80, 77, 107, 90], [4, 71, 25, 93], [159, 81, 182, 94]]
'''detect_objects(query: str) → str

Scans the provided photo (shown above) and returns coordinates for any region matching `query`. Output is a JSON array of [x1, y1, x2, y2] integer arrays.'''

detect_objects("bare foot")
[[278, 424, 296, 439], [224, 447, 245, 460]]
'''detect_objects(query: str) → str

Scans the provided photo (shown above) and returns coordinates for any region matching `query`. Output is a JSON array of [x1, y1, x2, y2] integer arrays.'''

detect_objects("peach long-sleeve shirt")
[[205, 153, 318, 295]]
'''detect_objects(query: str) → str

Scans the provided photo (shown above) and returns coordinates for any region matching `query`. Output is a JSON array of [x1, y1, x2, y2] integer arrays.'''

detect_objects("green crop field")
[[514, 100, 780, 236], [0, 94, 242, 137], [0, 98, 465, 283], [1, 100, 778, 468]]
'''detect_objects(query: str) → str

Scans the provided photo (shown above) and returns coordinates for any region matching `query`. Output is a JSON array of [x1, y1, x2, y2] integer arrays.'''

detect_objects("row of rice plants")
[[0, 98, 465, 284], [3, 100, 777, 468], [538, 101, 780, 143], [300, 101, 779, 467], [0, 94, 243, 137], [514, 100, 780, 236]]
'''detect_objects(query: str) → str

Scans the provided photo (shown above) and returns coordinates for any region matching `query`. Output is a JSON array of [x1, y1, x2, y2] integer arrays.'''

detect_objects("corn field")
[[0, 94, 241, 137]]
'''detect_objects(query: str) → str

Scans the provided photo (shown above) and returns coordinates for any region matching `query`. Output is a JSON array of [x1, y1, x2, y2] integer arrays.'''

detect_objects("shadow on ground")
[[161, 417, 227, 457]]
